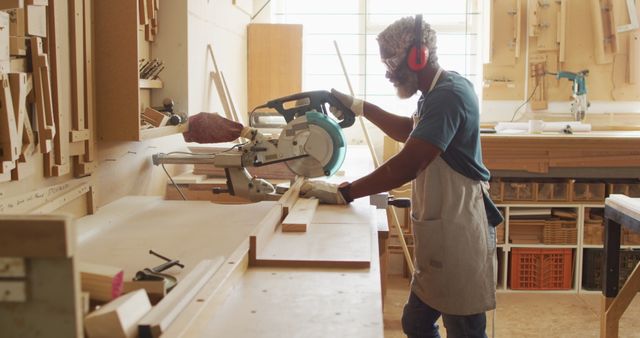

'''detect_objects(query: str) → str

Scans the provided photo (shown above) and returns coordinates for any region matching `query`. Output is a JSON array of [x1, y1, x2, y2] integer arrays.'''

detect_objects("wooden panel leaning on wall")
[[0, 0, 96, 185]]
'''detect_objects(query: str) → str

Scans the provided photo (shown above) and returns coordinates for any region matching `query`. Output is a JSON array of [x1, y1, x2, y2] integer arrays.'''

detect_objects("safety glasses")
[[381, 53, 405, 73]]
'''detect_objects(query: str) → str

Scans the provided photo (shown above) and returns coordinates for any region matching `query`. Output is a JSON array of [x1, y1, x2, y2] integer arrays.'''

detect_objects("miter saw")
[[152, 90, 355, 202]]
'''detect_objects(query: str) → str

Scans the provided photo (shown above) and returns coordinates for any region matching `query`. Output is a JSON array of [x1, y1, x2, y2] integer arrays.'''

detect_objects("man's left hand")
[[299, 181, 348, 205]]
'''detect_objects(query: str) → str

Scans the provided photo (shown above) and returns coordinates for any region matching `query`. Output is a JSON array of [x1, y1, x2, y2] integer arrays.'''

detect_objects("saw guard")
[[278, 111, 346, 177]]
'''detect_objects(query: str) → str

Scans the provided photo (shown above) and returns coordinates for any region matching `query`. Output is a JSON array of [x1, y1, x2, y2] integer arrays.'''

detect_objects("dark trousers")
[[402, 291, 488, 338]]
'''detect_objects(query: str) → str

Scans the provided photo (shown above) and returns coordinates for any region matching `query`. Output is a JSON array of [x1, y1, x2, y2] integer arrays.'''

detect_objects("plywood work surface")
[[259, 222, 371, 266], [76, 196, 278, 279], [182, 214, 384, 338]]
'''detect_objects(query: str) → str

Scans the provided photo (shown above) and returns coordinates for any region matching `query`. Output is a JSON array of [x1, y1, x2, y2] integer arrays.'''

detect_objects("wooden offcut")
[[141, 107, 168, 127], [0, 73, 19, 162], [84, 289, 152, 338], [30, 36, 56, 154], [79, 261, 124, 302], [281, 197, 318, 232], [137, 258, 223, 338]]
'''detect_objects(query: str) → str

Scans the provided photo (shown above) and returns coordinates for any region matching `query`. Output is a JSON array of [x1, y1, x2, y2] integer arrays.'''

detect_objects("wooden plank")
[[0, 0, 25, 10], [30, 37, 55, 153], [0, 214, 74, 257], [9, 36, 27, 56], [137, 258, 224, 338], [279, 176, 303, 216], [84, 289, 152, 338], [47, 0, 71, 176], [281, 197, 318, 232], [247, 24, 302, 111], [30, 182, 92, 214], [161, 239, 250, 337], [78, 0, 96, 174], [0, 73, 19, 162], [79, 261, 124, 302], [629, 31, 639, 84], [69, 0, 85, 137], [248, 204, 284, 266]]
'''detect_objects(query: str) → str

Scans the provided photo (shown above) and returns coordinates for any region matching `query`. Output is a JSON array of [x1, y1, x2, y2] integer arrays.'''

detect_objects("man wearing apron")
[[300, 15, 503, 338]]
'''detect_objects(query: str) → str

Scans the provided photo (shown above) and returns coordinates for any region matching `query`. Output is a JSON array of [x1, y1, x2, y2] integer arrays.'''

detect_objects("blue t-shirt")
[[409, 71, 503, 227]]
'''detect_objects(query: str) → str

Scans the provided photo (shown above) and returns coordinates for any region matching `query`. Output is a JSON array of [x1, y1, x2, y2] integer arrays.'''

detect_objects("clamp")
[[133, 250, 184, 292]]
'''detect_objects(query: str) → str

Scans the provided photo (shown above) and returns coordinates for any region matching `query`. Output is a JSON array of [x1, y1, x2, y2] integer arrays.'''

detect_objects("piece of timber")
[[78, 0, 96, 174], [46, 0, 71, 176], [137, 258, 223, 338], [84, 289, 152, 338], [0, 214, 74, 257], [30, 37, 55, 154], [279, 176, 303, 216], [0, 178, 91, 214], [281, 197, 318, 232], [30, 182, 92, 214], [0, 73, 19, 162], [79, 261, 124, 302], [161, 238, 250, 337]]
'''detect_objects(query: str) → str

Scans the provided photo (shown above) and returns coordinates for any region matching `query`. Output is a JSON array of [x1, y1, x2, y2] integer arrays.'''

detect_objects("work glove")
[[299, 180, 347, 205], [183, 112, 244, 144], [329, 88, 364, 119]]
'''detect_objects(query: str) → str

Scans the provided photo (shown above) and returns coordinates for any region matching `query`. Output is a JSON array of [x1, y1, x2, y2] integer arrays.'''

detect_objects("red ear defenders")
[[407, 14, 428, 71]]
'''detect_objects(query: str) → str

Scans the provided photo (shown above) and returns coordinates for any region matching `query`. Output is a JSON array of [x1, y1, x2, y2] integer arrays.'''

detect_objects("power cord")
[[510, 82, 539, 122], [159, 143, 249, 201]]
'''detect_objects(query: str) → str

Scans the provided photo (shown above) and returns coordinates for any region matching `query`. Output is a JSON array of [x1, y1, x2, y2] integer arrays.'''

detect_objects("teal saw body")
[[278, 111, 347, 178]]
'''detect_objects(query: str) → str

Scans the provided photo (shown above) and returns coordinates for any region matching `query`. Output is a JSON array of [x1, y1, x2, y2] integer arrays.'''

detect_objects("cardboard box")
[[25, 4, 45, 37], [6, 8, 25, 36]]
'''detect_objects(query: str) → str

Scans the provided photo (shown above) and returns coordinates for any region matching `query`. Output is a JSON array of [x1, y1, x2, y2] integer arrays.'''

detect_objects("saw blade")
[[284, 124, 334, 177]]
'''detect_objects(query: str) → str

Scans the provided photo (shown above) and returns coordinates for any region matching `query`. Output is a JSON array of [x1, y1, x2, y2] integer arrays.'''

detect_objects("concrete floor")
[[383, 276, 640, 338]]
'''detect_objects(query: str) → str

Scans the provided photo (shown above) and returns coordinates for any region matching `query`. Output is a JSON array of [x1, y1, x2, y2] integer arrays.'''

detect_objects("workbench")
[[76, 195, 386, 337], [600, 195, 640, 338], [481, 131, 640, 178]]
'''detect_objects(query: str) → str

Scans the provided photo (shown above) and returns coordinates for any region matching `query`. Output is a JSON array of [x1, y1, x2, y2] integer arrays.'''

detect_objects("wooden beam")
[[0, 73, 19, 162], [281, 197, 318, 232], [137, 258, 224, 338], [84, 289, 152, 338], [30, 37, 55, 154]]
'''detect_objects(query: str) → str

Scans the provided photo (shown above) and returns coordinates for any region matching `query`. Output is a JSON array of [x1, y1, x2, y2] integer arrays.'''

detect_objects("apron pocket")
[[412, 218, 445, 274]]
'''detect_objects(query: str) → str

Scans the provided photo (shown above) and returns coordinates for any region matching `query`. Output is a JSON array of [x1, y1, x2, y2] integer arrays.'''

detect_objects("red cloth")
[[182, 112, 244, 144]]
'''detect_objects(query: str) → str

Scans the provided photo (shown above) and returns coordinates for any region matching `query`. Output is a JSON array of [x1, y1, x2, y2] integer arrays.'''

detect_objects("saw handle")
[[264, 90, 355, 128]]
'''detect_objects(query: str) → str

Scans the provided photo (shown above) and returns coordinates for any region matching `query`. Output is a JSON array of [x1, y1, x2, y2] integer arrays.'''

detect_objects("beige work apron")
[[410, 156, 497, 315]]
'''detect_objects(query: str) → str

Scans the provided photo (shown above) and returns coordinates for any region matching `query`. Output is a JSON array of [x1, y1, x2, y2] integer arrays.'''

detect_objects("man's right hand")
[[330, 88, 364, 119]]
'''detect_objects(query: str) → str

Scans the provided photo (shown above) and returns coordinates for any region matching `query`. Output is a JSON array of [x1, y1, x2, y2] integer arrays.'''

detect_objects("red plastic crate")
[[510, 248, 573, 290]]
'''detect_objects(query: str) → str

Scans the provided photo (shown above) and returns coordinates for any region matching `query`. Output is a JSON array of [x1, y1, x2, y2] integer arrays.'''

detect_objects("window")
[[273, 0, 483, 116]]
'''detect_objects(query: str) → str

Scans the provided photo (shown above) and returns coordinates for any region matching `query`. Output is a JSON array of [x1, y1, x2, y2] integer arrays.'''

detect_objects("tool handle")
[[389, 197, 411, 208], [265, 90, 355, 128]]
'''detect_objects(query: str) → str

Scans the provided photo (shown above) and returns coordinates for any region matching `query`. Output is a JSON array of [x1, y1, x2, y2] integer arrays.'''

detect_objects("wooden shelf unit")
[[94, 0, 179, 141], [495, 203, 640, 293]]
